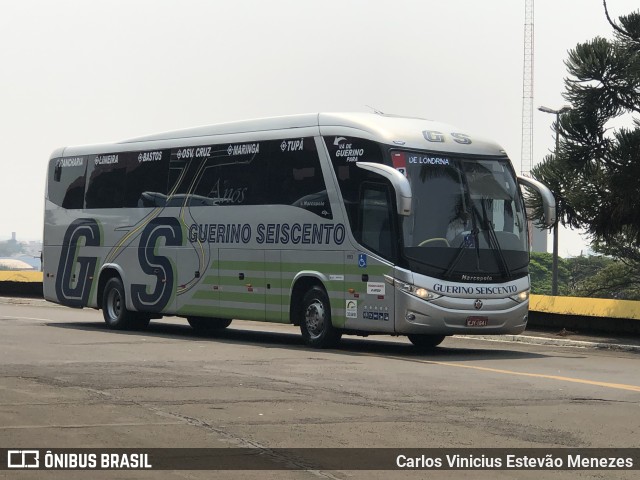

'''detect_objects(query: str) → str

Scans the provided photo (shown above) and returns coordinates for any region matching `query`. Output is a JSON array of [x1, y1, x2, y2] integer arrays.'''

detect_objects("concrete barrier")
[[0, 271, 43, 297], [530, 294, 640, 320], [0, 271, 43, 283], [529, 294, 640, 335]]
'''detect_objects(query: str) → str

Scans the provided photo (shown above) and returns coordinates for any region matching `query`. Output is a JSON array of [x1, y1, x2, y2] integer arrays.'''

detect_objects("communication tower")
[[521, 0, 534, 176]]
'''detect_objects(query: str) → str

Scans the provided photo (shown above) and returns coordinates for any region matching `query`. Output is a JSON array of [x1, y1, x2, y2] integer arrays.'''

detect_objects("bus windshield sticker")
[[391, 152, 407, 176]]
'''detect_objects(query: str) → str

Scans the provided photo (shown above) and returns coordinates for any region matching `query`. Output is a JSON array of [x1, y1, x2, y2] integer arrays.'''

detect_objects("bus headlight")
[[400, 283, 441, 300], [510, 290, 530, 303]]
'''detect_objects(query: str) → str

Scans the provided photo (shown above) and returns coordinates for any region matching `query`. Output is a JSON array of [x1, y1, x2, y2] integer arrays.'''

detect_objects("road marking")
[[0, 422, 185, 430], [380, 355, 640, 393], [0, 316, 49, 322]]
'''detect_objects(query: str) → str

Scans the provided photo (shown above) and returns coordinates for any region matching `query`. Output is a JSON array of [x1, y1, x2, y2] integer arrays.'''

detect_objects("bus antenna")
[[365, 105, 385, 115]]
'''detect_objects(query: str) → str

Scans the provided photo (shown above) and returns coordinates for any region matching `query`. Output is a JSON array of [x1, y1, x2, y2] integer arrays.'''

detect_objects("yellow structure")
[[0, 271, 43, 283], [530, 294, 640, 321]]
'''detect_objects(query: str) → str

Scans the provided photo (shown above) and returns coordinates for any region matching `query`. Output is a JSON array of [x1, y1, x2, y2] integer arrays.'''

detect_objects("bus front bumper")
[[394, 289, 529, 335]]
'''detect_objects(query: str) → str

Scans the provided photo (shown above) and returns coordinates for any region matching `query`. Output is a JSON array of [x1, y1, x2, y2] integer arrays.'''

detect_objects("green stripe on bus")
[[218, 276, 287, 289], [177, 305, 285, 323], [214, 260, 391, 276], [193, 290, 286, 306]]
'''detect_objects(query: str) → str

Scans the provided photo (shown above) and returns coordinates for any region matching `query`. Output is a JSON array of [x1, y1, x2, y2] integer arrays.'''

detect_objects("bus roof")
[[59, 113, 509, 158]]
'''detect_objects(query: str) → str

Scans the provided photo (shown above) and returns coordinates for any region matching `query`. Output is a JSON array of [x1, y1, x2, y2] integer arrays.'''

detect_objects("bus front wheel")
[[300, 287, 341, 348], [102, 277, 150, 330], [407, 334, 446, 350]]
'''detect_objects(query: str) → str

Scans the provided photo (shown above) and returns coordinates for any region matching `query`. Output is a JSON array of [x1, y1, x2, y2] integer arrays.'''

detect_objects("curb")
[[459, 334, 640, 353]]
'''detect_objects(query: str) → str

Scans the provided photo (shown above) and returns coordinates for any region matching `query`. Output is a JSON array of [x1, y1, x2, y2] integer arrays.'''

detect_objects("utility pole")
[[538, 105, 571, 296]]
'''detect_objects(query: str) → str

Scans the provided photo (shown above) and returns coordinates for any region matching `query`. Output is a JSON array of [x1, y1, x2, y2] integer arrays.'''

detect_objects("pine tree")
[[528, 1, 640, 268]]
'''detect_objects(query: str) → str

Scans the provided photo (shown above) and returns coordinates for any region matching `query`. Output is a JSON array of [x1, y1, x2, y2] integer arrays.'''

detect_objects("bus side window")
[[269, 138, 332, 218], [124, 150, 170, 208], [358, 183, 396, 262], [84, 154, 126, 209], [47, 157, 87, 210]]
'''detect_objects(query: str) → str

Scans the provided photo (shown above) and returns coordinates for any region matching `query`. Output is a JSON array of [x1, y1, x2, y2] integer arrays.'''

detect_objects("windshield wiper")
[[443, 226, 480, 279], [479, 200, 512, 280]]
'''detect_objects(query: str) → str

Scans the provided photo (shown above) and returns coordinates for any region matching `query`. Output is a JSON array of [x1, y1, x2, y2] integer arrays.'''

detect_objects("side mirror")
[[517, 175, 557, 227], [356, 162, 412, 216]]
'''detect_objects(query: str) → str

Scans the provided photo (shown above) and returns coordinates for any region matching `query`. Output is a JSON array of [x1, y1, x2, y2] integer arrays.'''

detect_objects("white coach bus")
[[43, 113, 555, 349]]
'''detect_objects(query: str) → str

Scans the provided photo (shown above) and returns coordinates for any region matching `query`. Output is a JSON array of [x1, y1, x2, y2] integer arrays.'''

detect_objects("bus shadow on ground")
[[47, 320, 550, 361]]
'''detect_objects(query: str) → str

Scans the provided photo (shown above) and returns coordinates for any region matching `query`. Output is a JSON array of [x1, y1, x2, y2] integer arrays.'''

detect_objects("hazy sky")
[[1, 0, 637, 256]]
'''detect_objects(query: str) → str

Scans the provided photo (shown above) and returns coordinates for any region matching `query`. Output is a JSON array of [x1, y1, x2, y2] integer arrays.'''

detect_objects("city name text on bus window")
[[408, 155, 450, 165]]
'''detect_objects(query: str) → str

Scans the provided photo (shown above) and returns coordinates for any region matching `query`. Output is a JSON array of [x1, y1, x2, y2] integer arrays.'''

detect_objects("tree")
[[565, 254, 640, 300], [529, 252, 640, 299], [527, 1, 640, 287], [529, 252, 570, 295]]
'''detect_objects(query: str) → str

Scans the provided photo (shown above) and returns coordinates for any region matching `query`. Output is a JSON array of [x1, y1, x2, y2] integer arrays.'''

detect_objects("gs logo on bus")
[[55, 217, 182, 312], [55, 218, 101, 307], [131, 217, 182, 312]]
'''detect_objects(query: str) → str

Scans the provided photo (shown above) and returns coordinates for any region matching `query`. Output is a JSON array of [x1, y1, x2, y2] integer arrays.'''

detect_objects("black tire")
[[407, 334, 446, 350], [299, 286, 341, 348], [102, 277, 150, 330], [187, 316, 232, 332]]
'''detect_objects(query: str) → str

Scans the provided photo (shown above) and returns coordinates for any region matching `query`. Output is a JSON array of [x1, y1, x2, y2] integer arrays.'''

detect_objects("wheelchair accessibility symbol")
[[358, 254, 367, 268]]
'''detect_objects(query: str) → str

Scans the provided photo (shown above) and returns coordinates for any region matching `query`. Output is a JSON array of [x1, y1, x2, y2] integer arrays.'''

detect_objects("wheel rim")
[[304, 299, 326, 339], [106, 288, 122, 321]]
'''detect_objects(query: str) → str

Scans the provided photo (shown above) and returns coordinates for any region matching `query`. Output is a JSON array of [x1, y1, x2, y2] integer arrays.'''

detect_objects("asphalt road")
[[0, 297, 638, 479]]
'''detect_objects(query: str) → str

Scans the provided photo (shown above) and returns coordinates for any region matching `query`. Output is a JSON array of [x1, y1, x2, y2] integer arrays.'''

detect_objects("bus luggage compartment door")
[[218, 248, 266, 321]]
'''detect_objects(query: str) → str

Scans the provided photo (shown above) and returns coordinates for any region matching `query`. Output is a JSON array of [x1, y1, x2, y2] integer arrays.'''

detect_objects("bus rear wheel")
[[407, 334, 446, 350], [300, 287, 341, 348], [187, 316, 232, 332], [102, 277, 150, 330]]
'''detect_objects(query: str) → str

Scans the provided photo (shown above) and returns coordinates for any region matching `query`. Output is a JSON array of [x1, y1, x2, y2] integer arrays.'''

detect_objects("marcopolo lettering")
[[461, 274, 494, 281]]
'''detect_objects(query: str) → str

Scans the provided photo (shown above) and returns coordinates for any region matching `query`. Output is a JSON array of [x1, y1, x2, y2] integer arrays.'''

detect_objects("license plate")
[[466, 316, 488, 327]]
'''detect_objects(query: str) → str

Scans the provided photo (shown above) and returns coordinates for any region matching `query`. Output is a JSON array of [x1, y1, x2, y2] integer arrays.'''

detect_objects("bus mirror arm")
[[356, 162, 412, 216], [517, 175, 556, 227]]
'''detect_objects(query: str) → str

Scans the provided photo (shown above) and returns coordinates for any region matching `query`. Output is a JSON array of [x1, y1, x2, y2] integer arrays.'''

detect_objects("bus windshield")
[[396, 151, 529, 282]]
